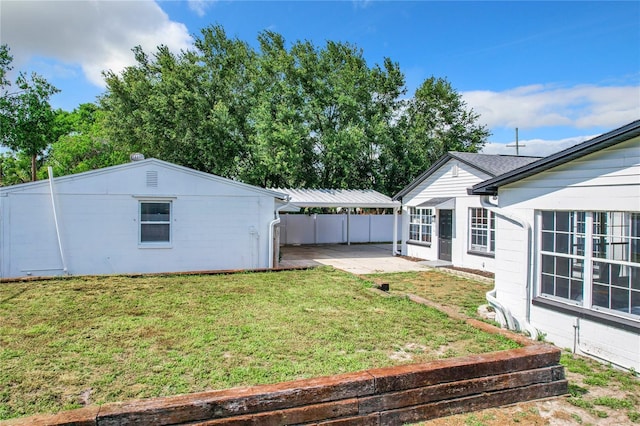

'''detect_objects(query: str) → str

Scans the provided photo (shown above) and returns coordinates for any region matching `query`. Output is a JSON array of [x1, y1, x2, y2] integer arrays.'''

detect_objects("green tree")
[[240, 31, 314, 188], [43, 103, 128, 178], [99, 26, 488, 195], [381, 77, 490, 195], [0, 44, 60, 181], [102, 26, 256, 179], [0, 151, 31, 186]]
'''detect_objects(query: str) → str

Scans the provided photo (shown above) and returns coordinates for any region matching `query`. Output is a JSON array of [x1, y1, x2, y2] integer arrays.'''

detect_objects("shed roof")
[[470, 119, 640, 196], [272, 188, 400, 209], [393, 152, 541, 200]]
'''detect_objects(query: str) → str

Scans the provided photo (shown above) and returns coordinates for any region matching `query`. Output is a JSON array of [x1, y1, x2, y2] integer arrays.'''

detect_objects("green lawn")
[[0, 267, 519, 420], [365, 270, 494, 317]]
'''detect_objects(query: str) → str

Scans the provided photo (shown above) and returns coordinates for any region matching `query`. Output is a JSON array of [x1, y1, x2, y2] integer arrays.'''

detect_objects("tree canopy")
[[0, 44, 60, 181], [101, 25, 489, 195], [0, 27, 490, 193]]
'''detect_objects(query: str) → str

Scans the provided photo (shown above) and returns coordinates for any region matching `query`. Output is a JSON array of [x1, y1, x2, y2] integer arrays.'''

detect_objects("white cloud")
[[0, 0, 193, 87], [462, 83, 640, 131], [188, 0, 210, 17], [481, 135, 595, 157]]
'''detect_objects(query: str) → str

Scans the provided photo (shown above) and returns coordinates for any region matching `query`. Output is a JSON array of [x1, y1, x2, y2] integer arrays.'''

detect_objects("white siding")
[[531, 306, 640, 371], [401, 159, 496, 272], [493, 136, 640, 370], [404, 160, 491, 206], [0, 160, 279, 278]]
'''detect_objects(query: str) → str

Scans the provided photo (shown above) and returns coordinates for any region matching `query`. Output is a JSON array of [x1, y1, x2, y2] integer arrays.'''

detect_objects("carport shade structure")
[[271, 188, 401, 251]]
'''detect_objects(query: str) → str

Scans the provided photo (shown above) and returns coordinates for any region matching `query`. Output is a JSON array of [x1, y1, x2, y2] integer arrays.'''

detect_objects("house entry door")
[[438, 210, 453, 262]]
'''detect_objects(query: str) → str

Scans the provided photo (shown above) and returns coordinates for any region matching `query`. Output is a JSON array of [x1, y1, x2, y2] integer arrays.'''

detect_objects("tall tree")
[[100, 26, 488, 195], [240, 31, 314, 188], [381, 77, 490, 195], [0, 44, 60, 181], [44, 103, 127, 177], [102, 26, 256, 179]]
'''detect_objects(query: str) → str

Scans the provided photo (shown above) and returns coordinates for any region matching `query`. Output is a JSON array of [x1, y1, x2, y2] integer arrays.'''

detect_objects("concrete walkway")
[[279, 244, 431, 274]]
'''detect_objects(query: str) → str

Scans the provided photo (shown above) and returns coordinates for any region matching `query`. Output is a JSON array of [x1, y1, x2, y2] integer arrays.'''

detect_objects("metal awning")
[[417, 197, 455, 209], [272, 188, 400, 210]]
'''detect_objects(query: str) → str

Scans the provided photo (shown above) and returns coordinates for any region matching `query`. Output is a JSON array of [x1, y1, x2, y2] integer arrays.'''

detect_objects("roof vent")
[[130, 153, 145, 162]]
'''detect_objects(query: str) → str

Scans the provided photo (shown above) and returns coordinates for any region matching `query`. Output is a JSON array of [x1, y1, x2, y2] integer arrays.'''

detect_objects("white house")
[[471, 120, 640, 370], [0, 158, 288, 278], [393, 152, 540, 272]]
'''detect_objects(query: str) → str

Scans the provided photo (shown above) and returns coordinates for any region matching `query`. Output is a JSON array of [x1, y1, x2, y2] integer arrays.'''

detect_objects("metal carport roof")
[[272, 188, 400, 209]]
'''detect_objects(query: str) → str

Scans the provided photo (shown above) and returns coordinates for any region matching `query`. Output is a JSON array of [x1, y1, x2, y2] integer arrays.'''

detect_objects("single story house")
[[393, 152, 540, 272], [471, 120, 640, 370], [0, 158, 289, 278]]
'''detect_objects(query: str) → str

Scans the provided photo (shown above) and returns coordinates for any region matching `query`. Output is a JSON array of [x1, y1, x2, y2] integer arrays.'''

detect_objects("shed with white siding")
[[0, 158, 288, 278], [471, 120, 640, 370], [393, 152, 540, 272]]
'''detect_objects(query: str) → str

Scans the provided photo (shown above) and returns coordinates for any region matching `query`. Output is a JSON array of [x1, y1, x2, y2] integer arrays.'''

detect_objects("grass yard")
[[365, 270, 493, 318], [0, 267, 519, 420], [367, 270, 640, 425]]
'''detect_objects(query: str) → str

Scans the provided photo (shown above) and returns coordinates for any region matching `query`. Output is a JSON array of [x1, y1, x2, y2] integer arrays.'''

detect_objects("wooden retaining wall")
[[3, 344, 566, 426]]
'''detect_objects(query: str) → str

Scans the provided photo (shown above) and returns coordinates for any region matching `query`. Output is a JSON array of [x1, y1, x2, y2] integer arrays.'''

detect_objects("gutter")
[[48, 167, 68, 275], [268, 196, 290, 268], [480, 195, 537, 340]]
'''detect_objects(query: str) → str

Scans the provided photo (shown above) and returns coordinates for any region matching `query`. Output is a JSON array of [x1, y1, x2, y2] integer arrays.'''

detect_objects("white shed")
[[0, 158, 288, 278], [393, 152, 540, 272], [471, 120, 640, 370]]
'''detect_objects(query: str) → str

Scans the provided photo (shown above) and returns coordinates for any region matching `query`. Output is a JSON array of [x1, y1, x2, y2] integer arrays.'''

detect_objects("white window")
[[469, 208, 495, 254], [408, 207, 433, 244], [540, 210, 639, 317], [140, 201, 171, 243]]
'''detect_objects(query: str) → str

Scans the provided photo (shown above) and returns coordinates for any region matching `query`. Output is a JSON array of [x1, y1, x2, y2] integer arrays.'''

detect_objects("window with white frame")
[[140, 201, 172, 243], [468, 208, 495, 254], [539, 210, 639, 317], [408, 207, 433, 244]]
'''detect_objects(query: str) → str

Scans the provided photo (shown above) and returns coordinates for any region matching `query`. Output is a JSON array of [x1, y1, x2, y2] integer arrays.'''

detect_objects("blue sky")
[[1, 0, 639, 156]]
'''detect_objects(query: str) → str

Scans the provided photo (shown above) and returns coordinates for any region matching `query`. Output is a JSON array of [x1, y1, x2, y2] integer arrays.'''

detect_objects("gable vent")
[[146, 171, 158, 187]]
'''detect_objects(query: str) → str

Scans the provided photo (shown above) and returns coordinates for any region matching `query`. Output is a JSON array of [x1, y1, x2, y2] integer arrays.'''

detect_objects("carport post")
[[347, 208, 351, 245], [392, 206, 399, 256]]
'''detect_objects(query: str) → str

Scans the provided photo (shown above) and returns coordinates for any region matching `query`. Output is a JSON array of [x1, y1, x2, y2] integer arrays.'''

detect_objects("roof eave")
[[470, 119, 640, 195]]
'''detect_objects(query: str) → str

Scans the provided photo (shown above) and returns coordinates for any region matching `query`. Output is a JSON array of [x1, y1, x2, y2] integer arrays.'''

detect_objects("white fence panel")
[[369, 215, 397, 242], [317, 215, 345, 244], [281, 214, 400, 245], [281, 214, 315, 245]]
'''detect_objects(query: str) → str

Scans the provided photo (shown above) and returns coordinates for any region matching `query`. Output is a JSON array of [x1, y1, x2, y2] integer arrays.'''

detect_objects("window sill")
[[407, 240, 432, 248], [138, 243, 173, 249], [467, 250, 495, 259], [532, 297, 639, 333]]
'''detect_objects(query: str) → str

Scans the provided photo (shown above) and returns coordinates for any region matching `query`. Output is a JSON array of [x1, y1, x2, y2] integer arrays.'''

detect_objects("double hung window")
[[140, 201, 172, 244], [469, 208, 495, 254], [539, 210, 639, 317], [408, 207, 433, 244]]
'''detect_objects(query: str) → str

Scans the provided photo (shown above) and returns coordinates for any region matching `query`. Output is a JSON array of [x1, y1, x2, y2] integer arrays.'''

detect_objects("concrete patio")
[[279, 244, 431, 274]]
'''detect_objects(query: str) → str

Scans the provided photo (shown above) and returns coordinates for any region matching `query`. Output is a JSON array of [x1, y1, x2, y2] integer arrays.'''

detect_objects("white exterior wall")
[[401, 159, 496, 272], [494, 137, 640, 370], [0, 160, 279, 278]]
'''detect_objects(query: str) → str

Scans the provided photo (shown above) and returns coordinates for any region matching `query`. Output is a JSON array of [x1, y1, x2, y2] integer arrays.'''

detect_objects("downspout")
[[48, 167, 68, 275], [480, 195, 537, 340], [268, 196, 290, 268]]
